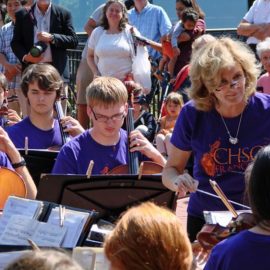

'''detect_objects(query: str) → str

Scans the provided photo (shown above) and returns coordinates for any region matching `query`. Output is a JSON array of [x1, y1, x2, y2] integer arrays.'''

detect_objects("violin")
[[196, 180, 256, 251], [108, 76, 163, 175], [0, 167, 27, 209]]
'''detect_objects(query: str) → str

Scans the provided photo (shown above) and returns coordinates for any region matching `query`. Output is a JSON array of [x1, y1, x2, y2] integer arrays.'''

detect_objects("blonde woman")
[[162, 37, 270, 242]]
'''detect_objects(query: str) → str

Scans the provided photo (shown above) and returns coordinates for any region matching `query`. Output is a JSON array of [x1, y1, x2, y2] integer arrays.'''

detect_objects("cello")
[[0, 167, 27, 210], [108, 78, 163, 175]]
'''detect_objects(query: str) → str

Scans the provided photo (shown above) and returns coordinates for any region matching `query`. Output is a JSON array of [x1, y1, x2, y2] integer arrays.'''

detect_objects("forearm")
[[237, 22, 263, 36], [148, 150, 166, 167], [87, 54, 99, 76], [7, 148, 37, 199], [162, 166, 181, 191]]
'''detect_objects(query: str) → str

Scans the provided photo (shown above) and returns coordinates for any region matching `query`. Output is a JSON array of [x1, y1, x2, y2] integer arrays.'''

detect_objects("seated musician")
[[6, 64, 84, 149], [52, 76, 165, 175], [0, 126, 36, 199], [0, 73, 21, 128]]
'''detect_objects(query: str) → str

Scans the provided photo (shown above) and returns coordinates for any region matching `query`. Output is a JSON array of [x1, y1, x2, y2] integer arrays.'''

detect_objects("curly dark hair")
[[100, 0, 129, 31]]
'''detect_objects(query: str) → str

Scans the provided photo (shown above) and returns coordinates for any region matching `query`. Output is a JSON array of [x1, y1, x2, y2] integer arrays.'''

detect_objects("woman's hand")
[[61, 116, 85, 137], [129, 130, 166, 166], [173, 171, 199, 197], [0, 127, 18, 159]]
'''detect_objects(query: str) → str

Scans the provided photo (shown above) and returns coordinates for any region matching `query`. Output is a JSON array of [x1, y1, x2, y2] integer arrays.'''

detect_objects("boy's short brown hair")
[[86, 77, 128, 108], [21, 63, 63, 99]]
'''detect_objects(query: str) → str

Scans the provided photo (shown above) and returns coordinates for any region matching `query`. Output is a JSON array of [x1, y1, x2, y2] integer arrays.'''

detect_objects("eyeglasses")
[[90, 107, 125, 123], [215, 74, 245, 92]]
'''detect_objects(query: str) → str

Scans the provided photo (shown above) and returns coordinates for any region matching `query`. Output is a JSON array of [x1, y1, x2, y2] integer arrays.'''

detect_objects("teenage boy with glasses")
[[52, 76, 165, 175]]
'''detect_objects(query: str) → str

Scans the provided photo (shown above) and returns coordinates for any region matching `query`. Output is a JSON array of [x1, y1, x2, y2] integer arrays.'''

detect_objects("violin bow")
[[209, 179, 238, 218]]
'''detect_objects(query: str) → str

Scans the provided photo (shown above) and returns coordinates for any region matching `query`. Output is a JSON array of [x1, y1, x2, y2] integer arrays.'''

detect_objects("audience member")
[[256, 37, 270, 94], [156, 92, 183, 157], [205, 145, 270, 270], [128, 0, 172, 61], [162, 37, 270, 242], [172, 0, 205, 76], [6, 64, 84, 149], [5, 249, 83, 270], [122, 86, 156, 142], [52, 76, 165, 175], [237, 0, 270, 54], [104, 202, 193, 270], [76, 3, 104, 129], [0, 72, 21, 128], [0, 0, 28, 117], [11, 0, 78, 113], [87, 0, 142, 82]]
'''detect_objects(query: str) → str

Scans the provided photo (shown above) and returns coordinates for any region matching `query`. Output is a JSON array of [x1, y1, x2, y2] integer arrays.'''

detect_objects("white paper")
[[0, 215, 66, 247], [47, 207, 89, 248], [0, 196, 43, 234]]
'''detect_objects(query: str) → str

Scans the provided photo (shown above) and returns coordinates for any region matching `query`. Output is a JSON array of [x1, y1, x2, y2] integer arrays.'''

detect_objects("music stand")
[[37, 174, 176, 222], [18, 149, 58, 186]]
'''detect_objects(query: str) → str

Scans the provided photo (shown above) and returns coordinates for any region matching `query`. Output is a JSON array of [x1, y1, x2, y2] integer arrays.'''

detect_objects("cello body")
[[0, 167, 26, 209]]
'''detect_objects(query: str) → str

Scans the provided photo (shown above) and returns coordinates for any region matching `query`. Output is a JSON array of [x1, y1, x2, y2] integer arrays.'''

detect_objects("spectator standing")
[[11, 0, 78, 113], [128, 0, 172, 61], [256, 37, 270, 94], [0, 0, 28, 117], [76, 3, 104, 129], [237, 0, 270, 54]]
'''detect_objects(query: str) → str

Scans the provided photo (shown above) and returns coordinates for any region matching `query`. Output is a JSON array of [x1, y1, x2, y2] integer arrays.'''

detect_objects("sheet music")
[[0, 196, 43, 234], [31, 222, 67, 247], [0, 215, 66, 247], [203, 210, 251, 227], [0, 215, 39, 245], [47, 207, 90, 248], [0, 251, 29, 270]]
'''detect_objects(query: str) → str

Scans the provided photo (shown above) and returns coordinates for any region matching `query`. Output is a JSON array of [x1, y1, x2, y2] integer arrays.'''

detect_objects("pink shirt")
[[257, 73, 270, 94]]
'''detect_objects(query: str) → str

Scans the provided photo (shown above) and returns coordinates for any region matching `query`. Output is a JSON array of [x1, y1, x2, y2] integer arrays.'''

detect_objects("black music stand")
[[37, 174, 176, 222], [18, 149, 58, 186]]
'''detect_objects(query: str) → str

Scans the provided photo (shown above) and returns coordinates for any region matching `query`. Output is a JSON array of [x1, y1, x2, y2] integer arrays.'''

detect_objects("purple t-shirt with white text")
[[204, 230, 270, 270], [171, 93, 270, 218], [6, 117, 62, 149], [52, 129, 129, 175]]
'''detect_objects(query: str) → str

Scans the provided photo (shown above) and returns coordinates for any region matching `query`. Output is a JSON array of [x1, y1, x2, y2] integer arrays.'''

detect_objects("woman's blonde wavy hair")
[[104, 202, 192, 270], [188, 37, 260, 111]]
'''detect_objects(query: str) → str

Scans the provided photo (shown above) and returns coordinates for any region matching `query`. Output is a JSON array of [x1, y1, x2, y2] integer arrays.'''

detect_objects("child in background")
[[122, 86, 157, 142], [0, 72, 21, 128], [156, 92, 183, 157], [155, 8, 199, 83]]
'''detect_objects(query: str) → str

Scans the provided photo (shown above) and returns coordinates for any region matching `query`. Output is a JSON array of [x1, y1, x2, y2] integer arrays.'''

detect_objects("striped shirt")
[[0, 22, 21, 90]]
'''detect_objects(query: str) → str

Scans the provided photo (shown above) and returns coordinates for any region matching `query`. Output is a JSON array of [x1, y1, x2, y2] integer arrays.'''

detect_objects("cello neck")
[[54, 100, 69, 145], [126, 106, 139, 174]]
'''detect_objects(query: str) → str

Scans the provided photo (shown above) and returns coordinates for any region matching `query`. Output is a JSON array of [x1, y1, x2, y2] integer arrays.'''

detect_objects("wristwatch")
[[51, 34, 55, 44], [12, 157, 26, 169]]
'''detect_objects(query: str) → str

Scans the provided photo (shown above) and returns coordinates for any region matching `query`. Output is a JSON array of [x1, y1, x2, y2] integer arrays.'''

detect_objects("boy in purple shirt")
[[6, 63, 84, 149], [53, 76, 165, 175]]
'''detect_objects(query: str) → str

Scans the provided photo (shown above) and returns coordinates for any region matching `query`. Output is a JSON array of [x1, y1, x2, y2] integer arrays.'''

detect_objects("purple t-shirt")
[[0, 151, 12, 169], [171, 93, 270, 218], [52, 129, 129, 175], [6, 117, 62, 149], [204, 230, 270, 270]]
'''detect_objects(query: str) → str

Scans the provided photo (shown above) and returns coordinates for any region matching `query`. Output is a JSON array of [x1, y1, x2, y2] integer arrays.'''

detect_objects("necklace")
[[220, 111, 244, 145]]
